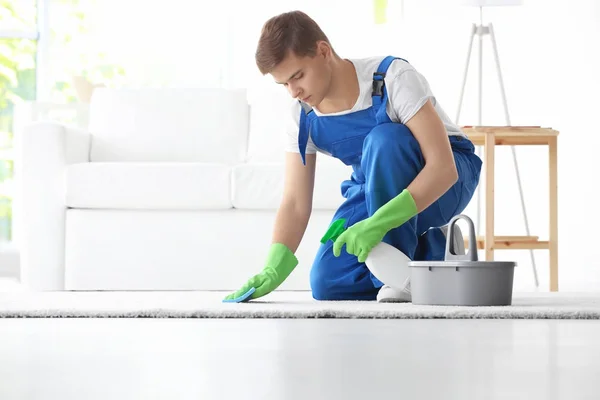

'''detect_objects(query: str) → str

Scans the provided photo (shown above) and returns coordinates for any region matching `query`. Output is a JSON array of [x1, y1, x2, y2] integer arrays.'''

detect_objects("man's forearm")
[[360, 161, 457, 237], [407, 161, 458, 213], [271, 202, 311, 253]]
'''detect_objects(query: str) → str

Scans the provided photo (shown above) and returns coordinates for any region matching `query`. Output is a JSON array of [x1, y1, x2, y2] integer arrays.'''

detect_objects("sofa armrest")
[[15, 121, 91, 290]]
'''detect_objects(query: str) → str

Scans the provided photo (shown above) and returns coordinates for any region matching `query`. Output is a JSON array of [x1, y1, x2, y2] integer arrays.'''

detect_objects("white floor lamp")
[[455, 0, 540, 287]]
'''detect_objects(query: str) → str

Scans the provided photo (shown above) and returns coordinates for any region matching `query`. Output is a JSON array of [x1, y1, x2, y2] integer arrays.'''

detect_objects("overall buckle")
[[372, 72, 386, 97]]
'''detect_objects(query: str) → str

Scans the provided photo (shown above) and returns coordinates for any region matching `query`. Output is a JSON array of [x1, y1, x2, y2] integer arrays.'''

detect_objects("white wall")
[[397, 0, 600, 292]]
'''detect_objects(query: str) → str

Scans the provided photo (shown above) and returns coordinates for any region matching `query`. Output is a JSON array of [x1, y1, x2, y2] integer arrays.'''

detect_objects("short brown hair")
[[255, 11, 333, 75]]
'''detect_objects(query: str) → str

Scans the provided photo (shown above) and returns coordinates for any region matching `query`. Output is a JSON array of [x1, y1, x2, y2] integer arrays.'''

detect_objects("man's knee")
[[361, 123, 424, 193], [363, 123, 418, 154]]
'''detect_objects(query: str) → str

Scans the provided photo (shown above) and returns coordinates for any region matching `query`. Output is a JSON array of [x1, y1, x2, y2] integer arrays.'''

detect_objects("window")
[[0, 0, 131, 246], [0, 0, 38, 245]]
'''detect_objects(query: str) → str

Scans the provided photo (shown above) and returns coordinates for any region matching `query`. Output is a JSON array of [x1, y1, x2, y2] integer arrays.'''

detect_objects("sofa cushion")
[[65, 162, 232, 209], [88, 87, 249, 164], [232, 155, 352, 210]]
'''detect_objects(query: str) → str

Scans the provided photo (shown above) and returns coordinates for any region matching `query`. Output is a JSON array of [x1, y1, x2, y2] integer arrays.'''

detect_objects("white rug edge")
[[2, 290, 600, 319]]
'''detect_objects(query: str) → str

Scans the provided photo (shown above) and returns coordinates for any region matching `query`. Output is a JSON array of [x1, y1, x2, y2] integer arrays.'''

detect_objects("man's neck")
[[316, 58, 359, 114]]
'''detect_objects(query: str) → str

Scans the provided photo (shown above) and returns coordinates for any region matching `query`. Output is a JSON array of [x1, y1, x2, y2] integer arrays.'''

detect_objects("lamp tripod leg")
[[456, 24, 484, 237], [456, 23, 477, 124]]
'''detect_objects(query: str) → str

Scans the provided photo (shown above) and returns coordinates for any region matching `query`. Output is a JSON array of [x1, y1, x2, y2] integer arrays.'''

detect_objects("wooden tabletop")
[[461, 126, 559, 146]]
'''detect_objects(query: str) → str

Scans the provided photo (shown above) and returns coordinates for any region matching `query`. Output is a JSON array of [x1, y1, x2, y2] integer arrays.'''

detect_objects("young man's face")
[[270, 42, 332, 107]]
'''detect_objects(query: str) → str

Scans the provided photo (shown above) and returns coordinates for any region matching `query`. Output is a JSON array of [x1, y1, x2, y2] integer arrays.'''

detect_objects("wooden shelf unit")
[[461, 126, 559, 291]]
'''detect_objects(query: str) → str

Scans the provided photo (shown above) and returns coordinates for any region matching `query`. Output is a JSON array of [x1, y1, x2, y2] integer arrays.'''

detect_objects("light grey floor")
[[1, 317, 599, 399]]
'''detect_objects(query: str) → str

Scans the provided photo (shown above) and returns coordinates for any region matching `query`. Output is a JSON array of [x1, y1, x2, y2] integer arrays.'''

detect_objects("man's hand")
[[329, 189, 418, 263], [223, 243, 298, 301], [223, 267, 282, 301], [333, 218, 387, 263]]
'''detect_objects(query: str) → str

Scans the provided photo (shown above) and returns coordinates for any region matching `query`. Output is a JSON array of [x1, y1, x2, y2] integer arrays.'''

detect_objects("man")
[[224, 10, 482, 302]]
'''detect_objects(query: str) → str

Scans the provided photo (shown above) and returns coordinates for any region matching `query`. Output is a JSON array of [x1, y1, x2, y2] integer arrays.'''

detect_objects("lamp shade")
[[462, 0, 523, 6]]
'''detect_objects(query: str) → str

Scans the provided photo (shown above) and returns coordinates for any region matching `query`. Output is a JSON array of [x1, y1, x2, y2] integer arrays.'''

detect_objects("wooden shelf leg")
[[549, 137, 558, 291], [485, 133, 495, 261]]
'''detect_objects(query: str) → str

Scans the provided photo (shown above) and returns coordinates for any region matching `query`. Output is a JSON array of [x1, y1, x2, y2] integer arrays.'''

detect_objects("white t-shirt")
[[285, 56, 466, 155]]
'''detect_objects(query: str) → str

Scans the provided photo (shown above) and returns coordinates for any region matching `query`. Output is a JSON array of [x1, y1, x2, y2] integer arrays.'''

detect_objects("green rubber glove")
[[223, 243, 298, 301], [326, 189, 418, 263]]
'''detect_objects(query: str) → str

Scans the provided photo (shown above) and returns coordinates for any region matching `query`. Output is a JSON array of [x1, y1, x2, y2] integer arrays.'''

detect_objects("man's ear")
[[317, 41, 331, 59]]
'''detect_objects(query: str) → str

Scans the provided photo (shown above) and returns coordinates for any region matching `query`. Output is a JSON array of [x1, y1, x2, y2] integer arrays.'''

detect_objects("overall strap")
[[298, 101, 314, 166], [372, 56, 409, 122]]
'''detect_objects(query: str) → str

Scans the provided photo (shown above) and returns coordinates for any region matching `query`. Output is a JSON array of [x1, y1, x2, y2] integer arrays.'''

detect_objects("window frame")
[[0, 0, 49, 101], [0, 0, 48, 250]]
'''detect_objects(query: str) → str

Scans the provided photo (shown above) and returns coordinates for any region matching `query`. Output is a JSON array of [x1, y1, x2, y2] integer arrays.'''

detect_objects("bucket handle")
[[444, 214, 478, 262]]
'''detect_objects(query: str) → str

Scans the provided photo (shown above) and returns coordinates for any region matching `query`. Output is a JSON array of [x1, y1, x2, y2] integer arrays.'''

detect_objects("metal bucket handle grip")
[[445, 214, 478, 262]]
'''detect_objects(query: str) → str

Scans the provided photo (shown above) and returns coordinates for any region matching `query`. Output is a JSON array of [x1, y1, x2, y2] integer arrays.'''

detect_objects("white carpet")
[[1, 290, 600, 319]]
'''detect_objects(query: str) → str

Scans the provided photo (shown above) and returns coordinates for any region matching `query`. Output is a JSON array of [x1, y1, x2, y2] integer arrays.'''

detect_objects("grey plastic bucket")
[[408, 214, 517, 306]]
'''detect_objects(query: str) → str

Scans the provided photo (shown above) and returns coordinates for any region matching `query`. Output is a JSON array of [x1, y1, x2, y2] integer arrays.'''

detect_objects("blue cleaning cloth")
[[222, 287, 256, 303]]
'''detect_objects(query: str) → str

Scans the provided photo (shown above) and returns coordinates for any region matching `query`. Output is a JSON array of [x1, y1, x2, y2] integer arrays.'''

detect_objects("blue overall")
[[298, 56, 483, 301]]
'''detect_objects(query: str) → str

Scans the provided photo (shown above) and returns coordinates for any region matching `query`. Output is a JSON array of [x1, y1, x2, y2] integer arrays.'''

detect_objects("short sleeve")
[[386, 67, 434, 124], [286, 100, 318, 154]]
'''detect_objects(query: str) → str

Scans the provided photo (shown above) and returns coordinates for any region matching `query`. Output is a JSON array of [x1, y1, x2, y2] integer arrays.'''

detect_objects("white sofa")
[[16, 87, 353, 291]]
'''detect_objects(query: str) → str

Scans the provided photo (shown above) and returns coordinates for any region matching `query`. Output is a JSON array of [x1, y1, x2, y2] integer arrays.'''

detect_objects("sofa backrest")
[[88, 87, 249, 163]]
